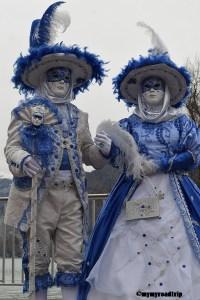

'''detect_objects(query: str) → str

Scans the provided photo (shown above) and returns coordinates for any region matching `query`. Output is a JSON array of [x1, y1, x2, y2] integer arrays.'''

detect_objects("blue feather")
[[14, 97, 61, 168], [37, 1, 65, 47], [20, 124, 55, 168], [12, 44, 107, 97], [29, 19, 40, 48], [113, 53, 191, 107]]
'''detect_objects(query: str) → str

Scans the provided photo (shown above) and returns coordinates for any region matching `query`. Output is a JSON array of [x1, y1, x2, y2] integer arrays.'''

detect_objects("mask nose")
[[149, 87, 155, 91]]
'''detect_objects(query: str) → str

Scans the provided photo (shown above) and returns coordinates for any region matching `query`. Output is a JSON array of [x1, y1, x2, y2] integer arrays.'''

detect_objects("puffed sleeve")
[[181, 115, 200, 168], [4, 113, 30, 176], [159, 115, 200, 172], [78, 111, 109, 169]]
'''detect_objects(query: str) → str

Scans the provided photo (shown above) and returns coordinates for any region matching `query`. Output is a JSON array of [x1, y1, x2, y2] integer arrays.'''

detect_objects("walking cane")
[[29, 174, 38, 300]]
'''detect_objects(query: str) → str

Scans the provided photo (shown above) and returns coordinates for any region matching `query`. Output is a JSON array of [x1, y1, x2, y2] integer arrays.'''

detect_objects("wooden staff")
[[29, 174, 38, 300]]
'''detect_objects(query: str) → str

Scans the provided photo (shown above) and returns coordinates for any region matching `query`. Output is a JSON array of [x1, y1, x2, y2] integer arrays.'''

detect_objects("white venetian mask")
[[141, 77, 165, 107]]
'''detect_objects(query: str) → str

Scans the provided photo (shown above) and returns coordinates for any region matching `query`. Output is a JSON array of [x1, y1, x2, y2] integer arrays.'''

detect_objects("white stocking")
[[61, 286, 78, 300], [35, 289, 47, 300]]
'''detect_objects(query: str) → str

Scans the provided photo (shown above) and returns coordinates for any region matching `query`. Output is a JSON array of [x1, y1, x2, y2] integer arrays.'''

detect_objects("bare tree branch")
[[185, 56, 200, 184], [186, 56, 200, 125]]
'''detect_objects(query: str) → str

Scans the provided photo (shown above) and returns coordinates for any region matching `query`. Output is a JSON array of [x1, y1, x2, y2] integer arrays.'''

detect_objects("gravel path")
[[0, 286, 62, 300]]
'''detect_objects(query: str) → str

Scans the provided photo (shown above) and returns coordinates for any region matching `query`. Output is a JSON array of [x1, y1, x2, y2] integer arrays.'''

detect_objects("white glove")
[[23, 156, 42, 177], [94, 130, 112, 156]]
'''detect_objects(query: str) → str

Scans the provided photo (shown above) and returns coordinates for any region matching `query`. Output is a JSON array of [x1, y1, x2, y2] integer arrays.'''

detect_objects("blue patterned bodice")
[[119, 114, 200, 167]]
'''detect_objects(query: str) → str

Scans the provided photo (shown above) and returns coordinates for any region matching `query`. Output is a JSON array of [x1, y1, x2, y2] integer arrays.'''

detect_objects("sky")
[[0, 0, 200, 177]]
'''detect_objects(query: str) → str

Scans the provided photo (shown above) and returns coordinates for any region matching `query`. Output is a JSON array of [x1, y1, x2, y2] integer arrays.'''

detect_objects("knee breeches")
[[30, 172, 83, 276]]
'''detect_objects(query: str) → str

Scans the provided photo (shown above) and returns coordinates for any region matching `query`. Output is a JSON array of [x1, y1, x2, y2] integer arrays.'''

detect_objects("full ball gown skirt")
[[87, 173, 200, 300]]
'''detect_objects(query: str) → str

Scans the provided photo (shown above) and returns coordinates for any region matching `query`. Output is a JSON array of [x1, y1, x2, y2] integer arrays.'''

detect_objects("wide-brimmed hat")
[[12, 2, 106, 97], [113, 23, 191, 107]]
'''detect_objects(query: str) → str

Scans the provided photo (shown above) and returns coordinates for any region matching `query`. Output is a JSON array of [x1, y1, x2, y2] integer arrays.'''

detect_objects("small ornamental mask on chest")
[[31, 106, 46, 127], [14, 99, 62, 168]]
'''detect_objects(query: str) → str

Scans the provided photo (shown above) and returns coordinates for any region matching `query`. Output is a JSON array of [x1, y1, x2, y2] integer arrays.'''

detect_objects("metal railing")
[[0, 194, 107, 286]]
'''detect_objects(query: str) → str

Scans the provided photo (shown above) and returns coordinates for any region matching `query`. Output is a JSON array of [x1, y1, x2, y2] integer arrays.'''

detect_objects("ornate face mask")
[[141, 76, 165, 107], [31, 105, 46, 126], [46, 67, 72, 98], [31, 112, 44, 126], [46, 67, 71, 83], [141, 76, 165, 93]]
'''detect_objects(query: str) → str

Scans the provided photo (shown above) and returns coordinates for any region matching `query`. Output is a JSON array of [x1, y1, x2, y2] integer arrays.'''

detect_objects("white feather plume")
[[97, 120, 157, 180], [137, 21, 168, 55], [48, 4, 71, 44]]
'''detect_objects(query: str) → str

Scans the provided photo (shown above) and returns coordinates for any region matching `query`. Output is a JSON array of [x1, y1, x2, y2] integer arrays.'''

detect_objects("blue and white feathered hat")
[[12, 1, 106, 97], [113, 22, 191, 107]]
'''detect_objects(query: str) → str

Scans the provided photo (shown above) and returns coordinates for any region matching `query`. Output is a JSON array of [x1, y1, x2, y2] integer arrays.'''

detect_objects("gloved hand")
[[22, 156, 42, 177], [159, 151, 195, 172], [94, 130, 112, 157]]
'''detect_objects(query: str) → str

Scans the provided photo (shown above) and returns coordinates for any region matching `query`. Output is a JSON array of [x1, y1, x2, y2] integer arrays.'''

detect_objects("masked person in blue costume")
[[78, 23, 200, 300], [4, 3, 112, 300]]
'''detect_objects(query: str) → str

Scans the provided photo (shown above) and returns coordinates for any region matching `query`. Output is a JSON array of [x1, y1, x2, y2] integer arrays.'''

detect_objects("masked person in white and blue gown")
[[77, 28, 200, 300]]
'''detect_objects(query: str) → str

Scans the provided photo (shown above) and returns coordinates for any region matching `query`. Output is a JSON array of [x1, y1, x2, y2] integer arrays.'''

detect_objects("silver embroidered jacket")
[[4, 101, 108, 239]]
